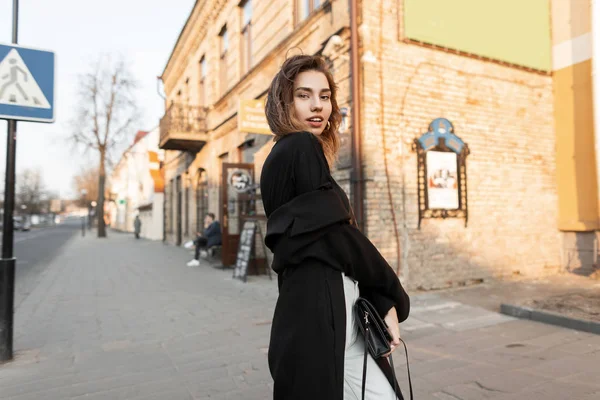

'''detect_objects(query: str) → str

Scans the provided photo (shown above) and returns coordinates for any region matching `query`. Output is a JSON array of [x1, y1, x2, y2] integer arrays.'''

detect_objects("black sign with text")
[[232, 220, 257, 282]]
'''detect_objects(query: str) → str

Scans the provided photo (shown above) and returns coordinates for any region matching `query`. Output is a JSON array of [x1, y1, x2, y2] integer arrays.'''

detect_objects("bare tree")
[[72, 167, 100, 207], [16, 168, 48, 214], [69, 56, 139, 237]]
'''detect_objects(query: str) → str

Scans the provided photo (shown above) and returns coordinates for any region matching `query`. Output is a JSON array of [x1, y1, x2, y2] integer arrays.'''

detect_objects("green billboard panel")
[[404, 0, 551, 71]]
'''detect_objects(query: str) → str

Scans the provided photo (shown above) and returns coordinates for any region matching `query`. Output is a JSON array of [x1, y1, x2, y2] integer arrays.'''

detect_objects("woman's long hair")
[[265, 54, 341, 167]]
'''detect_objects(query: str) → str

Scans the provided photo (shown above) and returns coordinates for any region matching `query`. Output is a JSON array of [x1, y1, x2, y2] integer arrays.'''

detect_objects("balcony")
[[159, 103, 209, 151]]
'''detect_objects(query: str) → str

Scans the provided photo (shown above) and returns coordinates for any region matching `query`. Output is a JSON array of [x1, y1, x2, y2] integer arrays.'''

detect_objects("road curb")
[[500, 303, 600, 335]]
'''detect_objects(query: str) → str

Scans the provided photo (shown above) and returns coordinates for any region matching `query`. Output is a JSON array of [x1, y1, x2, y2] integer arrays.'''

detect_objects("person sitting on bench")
[[187, 213, 222, 267]]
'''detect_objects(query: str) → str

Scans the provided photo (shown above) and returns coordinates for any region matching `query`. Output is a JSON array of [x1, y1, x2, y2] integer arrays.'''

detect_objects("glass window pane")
[[222, 28, 229, 53], [246, 28, 252, 67], [200, 57, 207, 78], [243, 0, 252, 26], [298, 0, 310, 21], [242, 28, 252, 72]]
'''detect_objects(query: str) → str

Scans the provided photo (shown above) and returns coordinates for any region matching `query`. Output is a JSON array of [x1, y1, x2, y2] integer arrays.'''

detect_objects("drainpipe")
[[349, 0, 364, 232]]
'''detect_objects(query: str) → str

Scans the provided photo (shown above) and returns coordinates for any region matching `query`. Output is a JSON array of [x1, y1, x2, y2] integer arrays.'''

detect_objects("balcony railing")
[[159, 103, 209, 151]]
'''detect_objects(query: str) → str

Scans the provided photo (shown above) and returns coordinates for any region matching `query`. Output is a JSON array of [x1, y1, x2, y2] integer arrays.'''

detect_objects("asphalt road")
[[6, 218, 81, 309]]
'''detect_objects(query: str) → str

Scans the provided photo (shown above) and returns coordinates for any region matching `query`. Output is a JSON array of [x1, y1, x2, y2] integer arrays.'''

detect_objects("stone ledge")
[[500, 303, 600, 335]]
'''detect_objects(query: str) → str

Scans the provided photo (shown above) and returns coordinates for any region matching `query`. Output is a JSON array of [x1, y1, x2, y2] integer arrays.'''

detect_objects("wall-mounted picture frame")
[[413, 118, 470, 228]]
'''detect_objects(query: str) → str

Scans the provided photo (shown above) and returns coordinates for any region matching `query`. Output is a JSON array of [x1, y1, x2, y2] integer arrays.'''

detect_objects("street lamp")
[[89, 201, 98, 230], [80, 189, 88, 234]]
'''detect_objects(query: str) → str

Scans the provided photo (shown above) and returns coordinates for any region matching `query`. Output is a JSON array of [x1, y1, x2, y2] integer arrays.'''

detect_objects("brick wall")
[[358, 0, 561, 289]]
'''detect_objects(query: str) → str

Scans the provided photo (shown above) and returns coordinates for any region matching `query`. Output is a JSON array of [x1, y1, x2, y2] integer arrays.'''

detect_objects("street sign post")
[[0, 0, 55, 362]]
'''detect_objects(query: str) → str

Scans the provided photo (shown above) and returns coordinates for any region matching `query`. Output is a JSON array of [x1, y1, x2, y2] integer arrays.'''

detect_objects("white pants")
[[342, 273, 397, 400]]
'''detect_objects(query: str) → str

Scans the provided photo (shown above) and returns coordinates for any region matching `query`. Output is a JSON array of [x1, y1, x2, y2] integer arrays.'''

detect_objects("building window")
[[169, 179, 174, 233], [296, 0, 322, 23], [240, 0, 252, 74], [199, 55, 207, 106], [176, 176, 182, 245], [184, 186, 189, 236], [219, 25, 229, 95], [184, 77, 190, 104], [196, 170, 208, 234]]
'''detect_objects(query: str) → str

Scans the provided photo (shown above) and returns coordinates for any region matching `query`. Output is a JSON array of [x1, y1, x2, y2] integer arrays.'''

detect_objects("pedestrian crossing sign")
[[0, 43, 55, 123]]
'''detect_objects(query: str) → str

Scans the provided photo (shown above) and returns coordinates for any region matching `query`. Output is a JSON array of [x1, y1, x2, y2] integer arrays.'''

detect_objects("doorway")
[[176, 175, 182, 246], [221, 163, 255, 266]]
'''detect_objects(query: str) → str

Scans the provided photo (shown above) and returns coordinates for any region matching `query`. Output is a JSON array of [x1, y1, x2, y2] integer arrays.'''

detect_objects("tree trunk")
[[97, 151, 107, 238]]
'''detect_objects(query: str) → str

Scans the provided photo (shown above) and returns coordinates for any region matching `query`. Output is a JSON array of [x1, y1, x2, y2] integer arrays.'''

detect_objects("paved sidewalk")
[[436, 274, 600, 334], [2, 231, 278, 400], [1, 231, 599, 400], [437, 273, 600, 316]]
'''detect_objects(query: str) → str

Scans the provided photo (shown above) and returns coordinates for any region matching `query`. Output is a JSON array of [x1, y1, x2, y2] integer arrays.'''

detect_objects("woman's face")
[[292, 70, 332, 136]]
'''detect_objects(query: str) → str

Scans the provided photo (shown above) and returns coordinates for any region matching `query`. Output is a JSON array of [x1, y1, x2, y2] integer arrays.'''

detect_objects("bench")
[[206, 245, 222, 260]]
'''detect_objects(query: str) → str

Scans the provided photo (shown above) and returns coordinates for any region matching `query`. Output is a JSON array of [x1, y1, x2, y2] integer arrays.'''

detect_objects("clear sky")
[[0, 0, 195, 198]]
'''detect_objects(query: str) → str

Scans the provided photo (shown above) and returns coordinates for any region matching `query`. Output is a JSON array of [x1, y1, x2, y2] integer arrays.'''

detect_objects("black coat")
[[202, 221, 222, 248], [261, 131, 410, 400]]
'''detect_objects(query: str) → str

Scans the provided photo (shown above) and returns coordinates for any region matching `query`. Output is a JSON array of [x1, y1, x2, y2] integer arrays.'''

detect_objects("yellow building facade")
[[159, 0, 598, 289]]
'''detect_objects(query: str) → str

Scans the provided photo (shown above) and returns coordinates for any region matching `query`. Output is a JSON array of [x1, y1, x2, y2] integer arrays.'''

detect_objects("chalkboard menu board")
[[232, 220, 257, 282]]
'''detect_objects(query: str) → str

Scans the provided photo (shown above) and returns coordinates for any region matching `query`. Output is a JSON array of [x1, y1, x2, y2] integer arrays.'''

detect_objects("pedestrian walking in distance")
[[261, 54, 410, 400], [133, 215, 141, 239]]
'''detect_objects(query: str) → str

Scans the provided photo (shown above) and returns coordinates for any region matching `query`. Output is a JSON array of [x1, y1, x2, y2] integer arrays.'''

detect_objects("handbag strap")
[[389, 354, 398, 398], [361, 326, 369, 400], [361, 332, 413, 400], [397, 338, 414, 400]]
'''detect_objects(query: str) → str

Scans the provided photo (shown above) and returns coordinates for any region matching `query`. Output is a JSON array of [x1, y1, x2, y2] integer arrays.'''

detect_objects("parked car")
[[13, 216, 30, 231]]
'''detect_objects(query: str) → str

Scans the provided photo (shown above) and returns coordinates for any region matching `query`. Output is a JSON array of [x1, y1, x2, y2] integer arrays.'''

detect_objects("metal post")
[[0, 0, 19, 362], [349, 0, 364, 233]]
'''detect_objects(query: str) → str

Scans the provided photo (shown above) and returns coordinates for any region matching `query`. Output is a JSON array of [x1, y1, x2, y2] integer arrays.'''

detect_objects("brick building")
[[158, 0, 598, 289]]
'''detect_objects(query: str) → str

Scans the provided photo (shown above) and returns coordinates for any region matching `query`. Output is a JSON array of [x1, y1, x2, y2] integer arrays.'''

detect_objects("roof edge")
[[160, 0, 203, 80]]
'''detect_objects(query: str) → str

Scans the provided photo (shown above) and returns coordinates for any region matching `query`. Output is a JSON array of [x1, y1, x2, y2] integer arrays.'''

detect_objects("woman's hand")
[[383, 306, 401, 357]]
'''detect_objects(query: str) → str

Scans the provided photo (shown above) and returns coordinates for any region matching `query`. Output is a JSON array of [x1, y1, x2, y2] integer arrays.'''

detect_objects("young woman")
[[261, 54, 410, 400]]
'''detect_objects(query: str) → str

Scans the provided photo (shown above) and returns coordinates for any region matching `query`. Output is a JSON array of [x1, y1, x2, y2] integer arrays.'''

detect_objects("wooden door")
[[221, 163, 255, 266]]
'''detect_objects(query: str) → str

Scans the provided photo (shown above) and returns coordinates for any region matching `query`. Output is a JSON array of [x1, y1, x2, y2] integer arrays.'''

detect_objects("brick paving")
[[1, 230, 599, 399]]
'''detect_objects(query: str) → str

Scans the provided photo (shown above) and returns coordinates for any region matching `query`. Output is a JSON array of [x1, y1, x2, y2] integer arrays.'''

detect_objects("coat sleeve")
[[336, 226, 410, 323], [262, 132, 336, 251], [291, 132, 410, 321]]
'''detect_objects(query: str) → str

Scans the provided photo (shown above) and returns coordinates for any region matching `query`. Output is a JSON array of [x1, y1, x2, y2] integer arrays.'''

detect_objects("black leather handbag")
[[354, 297, 413, 400]]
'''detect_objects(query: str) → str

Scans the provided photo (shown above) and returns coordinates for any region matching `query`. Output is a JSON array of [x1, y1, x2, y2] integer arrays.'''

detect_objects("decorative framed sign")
[[413, 118, 470, 228]]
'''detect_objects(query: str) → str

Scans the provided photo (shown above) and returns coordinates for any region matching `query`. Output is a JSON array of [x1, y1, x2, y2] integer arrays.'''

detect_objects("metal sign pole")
[[0, 0, 19, 362]]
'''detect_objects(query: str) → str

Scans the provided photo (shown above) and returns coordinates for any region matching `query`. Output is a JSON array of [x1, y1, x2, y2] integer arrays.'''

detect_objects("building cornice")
[[162, 0, 229, 91]]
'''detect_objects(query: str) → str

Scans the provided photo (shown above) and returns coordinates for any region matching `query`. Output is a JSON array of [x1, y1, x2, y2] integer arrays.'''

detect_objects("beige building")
[[109, 128, 165, 240], [159, 0, 598, 289]]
